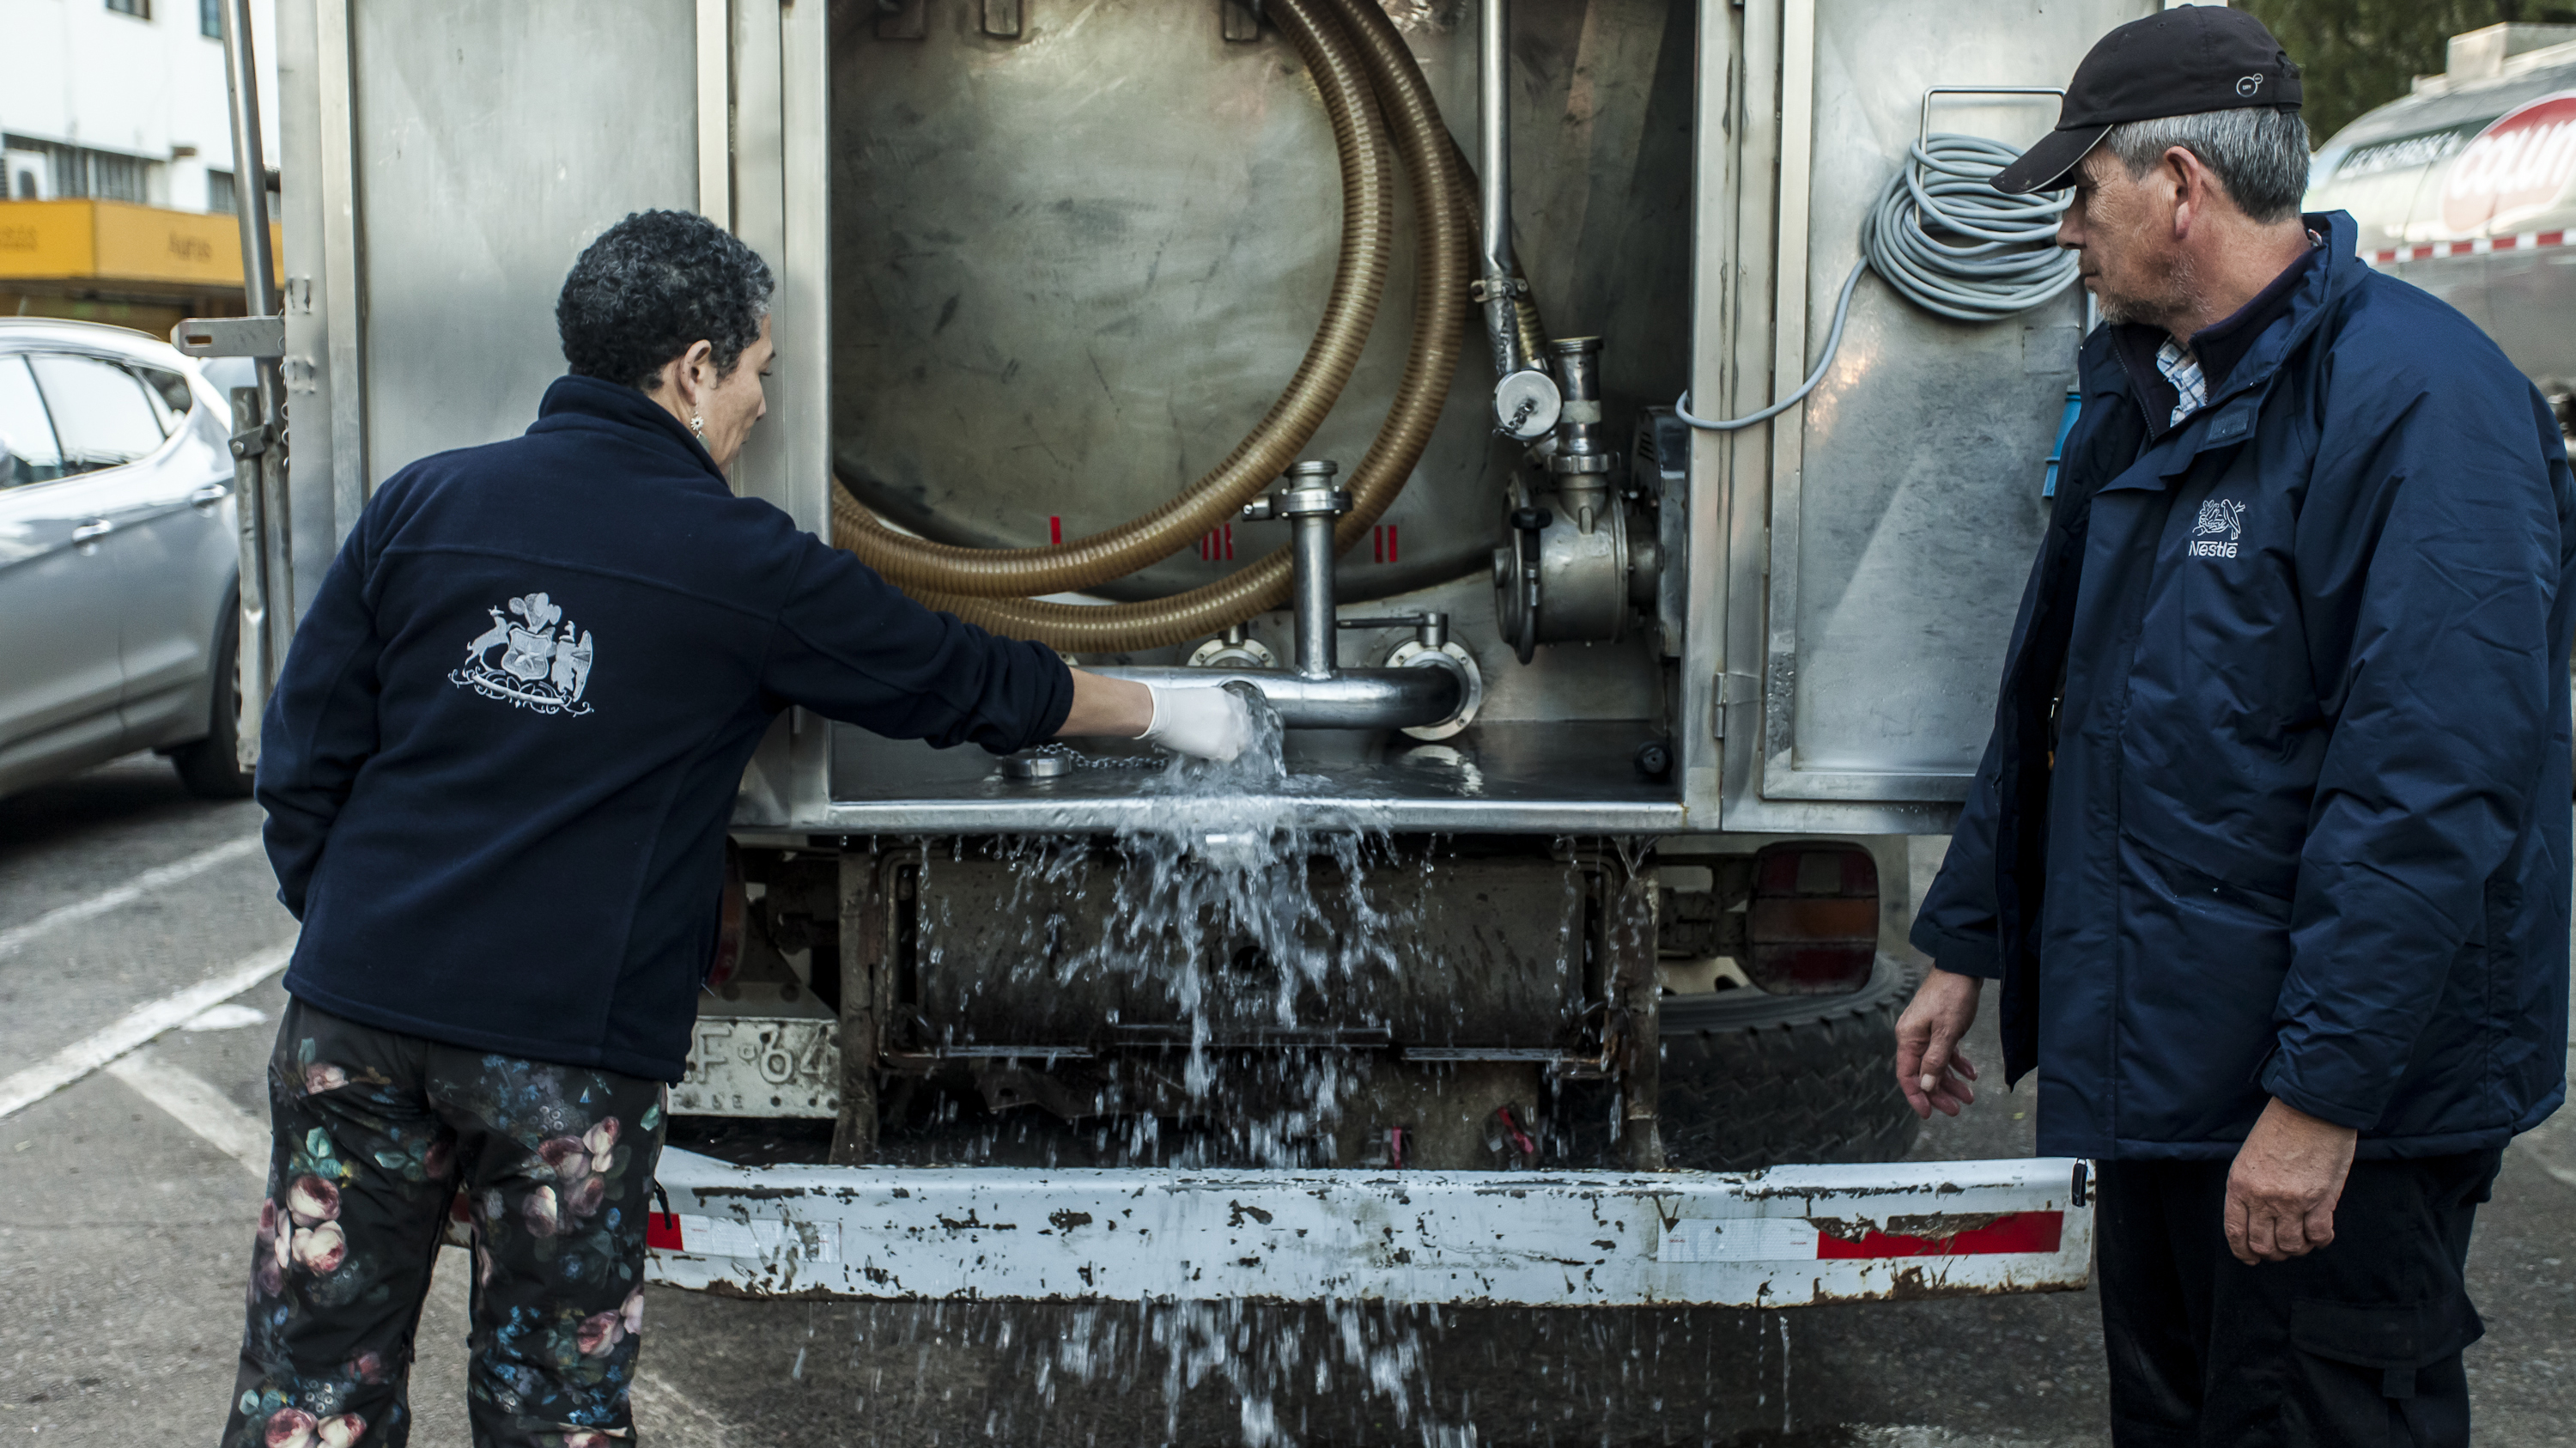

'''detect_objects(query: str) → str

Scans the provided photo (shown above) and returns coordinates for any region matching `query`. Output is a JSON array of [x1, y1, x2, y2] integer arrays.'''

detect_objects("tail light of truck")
[[1743, 843, 1878, 994]]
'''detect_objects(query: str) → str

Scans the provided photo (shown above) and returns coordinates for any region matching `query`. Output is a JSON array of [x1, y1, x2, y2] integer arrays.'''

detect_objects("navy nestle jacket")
[[1913, 212, 2574, 1160], [257, 374, 1072, 1080]]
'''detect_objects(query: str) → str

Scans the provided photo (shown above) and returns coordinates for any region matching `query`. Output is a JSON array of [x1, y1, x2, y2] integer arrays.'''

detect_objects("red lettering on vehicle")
[[2443, 94, 2576, 235]]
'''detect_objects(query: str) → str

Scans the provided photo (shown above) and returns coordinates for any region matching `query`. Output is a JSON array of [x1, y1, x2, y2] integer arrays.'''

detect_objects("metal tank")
[[2308, 22, 2576, 411], [261, 0, 2146, 1309], [826, 1, 1692, 608]]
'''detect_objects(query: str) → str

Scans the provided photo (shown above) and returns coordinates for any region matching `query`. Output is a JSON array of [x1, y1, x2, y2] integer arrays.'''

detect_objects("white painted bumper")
[[645, 1150, 2093, 1307]]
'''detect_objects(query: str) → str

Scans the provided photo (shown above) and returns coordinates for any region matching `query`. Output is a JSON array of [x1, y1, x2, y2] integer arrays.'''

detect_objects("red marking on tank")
[[1812, 1210, 2063, 1259], [2369, 229, 2576, 265], [1373, 524, 1398, 563], [1049, 516, 1063, 546], [646, 1212, 684, 1251]]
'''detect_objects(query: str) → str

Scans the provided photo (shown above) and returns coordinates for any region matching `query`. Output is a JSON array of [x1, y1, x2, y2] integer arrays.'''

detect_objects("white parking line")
[[0, 834, 266, 958], [0, 940, 292, 1120], [106, 1047, 271, 1176]]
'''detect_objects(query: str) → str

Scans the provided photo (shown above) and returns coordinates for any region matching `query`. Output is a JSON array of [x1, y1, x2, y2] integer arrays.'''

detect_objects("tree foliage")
[[2237, 0, 2576, 141]]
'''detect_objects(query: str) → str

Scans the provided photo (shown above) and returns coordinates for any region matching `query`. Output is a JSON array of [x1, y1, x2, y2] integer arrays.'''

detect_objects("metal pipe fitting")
[[1090, 665, 1465, 731], [1477, 0, 1519, 374], [1337, 611, 1449, 651], [1241, 460, 1352, 679], [1477, 0, 1559, 442], [1546, 337, 1613, 478]]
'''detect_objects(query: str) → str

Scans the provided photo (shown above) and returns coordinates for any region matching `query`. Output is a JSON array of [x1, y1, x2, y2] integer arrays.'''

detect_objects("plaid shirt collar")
[[2136, 231, 2325, 434], [2154, 339, 2208, 428]]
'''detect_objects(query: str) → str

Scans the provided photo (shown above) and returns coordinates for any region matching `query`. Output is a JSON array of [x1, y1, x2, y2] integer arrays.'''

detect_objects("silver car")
[[0, 319, 250, 800]]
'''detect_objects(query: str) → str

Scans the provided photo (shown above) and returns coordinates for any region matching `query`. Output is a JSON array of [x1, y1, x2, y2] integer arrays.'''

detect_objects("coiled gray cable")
[[1676, 132, 2078, 431]]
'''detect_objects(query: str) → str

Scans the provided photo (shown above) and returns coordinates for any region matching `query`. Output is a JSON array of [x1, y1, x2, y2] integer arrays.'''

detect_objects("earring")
[[690, 415, 706, 437]]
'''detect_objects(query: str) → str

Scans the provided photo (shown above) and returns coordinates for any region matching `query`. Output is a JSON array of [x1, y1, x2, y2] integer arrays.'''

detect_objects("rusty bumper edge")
[[645, 1153, 2096, 1308]]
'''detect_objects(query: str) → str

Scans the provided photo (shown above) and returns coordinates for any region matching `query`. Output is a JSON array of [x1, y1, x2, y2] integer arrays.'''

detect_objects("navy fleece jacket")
[[255, 374, 1072, 1080]]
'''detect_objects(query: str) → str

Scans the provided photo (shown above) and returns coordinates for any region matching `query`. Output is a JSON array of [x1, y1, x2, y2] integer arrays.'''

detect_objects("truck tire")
[[1656, 955, 1922, 1171], [172, 600, 256, 800]]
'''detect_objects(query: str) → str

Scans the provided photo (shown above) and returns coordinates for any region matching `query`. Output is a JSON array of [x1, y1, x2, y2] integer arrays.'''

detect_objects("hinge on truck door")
[[229, 423, 279, 460], [1710, 671, 1759, 737]]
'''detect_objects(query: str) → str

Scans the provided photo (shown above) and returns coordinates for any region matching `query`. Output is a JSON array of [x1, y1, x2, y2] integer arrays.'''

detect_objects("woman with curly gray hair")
[[221, 209, 1249, 1448]]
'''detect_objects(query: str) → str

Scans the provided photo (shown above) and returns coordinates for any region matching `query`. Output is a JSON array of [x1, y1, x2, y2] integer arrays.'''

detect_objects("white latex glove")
[[1137, 685, 1254, 764]]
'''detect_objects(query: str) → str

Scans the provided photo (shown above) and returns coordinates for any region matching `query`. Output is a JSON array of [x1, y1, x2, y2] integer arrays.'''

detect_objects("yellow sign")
[[0, 199, 282, 290]]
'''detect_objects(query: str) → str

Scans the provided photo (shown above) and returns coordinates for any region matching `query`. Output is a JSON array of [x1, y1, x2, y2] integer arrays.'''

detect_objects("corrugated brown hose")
[[829, 0, 1475, 653], [829, 0, 1387, 601]]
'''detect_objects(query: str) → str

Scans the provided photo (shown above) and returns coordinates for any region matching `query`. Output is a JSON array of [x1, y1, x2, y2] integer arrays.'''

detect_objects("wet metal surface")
[[823, 719, 1685, 832], [645, 1152, 2093, 1307]]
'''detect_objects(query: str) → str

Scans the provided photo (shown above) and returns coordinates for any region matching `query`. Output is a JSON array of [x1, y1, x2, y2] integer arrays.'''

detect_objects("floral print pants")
[[223, 999, 668, 1448]]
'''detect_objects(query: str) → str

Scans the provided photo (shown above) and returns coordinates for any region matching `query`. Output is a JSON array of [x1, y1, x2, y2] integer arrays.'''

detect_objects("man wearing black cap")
[[1895, 8, 2573, 1445]]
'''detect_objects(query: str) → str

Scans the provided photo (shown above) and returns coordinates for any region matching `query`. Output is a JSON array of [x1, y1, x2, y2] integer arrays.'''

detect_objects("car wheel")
[[1656, 955, 1923, 1171], [172, 599, 256, 800]]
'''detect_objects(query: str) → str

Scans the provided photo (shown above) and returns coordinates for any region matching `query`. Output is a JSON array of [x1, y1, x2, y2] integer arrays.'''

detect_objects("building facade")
[[2, 0, 278, 214], [2, 0, 281, 330]]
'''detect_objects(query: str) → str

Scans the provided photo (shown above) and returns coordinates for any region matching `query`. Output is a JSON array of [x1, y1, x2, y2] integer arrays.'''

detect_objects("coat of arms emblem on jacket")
[[448, 591, 596, 716]]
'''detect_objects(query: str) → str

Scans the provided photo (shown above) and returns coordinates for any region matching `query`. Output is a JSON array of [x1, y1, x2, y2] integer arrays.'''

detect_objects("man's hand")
[[1893, 969, 1982, 1119], [2224, 1098, 2357, 1265]]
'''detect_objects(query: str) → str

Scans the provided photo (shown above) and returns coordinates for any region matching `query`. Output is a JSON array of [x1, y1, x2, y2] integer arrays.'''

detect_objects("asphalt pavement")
[[1, 755, 2571, 1445]]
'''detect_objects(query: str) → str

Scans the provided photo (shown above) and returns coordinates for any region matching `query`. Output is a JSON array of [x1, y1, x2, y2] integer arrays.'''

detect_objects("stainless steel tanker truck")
[[214, 0, 2165, 1310]]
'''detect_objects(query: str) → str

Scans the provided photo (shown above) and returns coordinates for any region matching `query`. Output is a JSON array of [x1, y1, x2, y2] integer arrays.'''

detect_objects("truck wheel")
[[172, 601, 256, 800], [1656, 955, 1922, 1171]]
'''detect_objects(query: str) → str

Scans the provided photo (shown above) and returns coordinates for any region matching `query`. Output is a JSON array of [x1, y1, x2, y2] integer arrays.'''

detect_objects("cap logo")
[[2236, 75, 2263, 98]]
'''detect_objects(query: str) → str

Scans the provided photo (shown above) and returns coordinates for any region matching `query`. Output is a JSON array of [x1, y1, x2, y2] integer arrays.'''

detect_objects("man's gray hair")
[[2102, 107, 2312, 225]]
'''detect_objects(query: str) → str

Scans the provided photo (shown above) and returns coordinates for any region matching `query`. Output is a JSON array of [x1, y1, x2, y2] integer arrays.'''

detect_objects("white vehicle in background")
[[0, 319, 251, 801], [2309, 21, 2576, 427]]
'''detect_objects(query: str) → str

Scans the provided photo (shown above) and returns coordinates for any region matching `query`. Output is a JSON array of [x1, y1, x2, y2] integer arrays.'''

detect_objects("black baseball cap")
[[1992, 6, 2302, 195]]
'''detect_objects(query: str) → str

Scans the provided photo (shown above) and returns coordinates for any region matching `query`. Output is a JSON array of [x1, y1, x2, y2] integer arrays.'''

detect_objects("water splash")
[[890, 703, 1483, 1444]]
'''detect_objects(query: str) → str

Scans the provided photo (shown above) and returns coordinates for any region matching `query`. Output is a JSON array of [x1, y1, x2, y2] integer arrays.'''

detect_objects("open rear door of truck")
[[1680, 0, 2152, 835]]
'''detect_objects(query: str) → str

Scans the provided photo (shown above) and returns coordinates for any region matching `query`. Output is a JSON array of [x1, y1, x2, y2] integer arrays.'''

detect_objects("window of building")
[[203, 167, 277, 216], [106, 0, 150, 17], [201, 0, 222, 38], [3, 137, 156, 204], [87, 153, 148, 202]]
